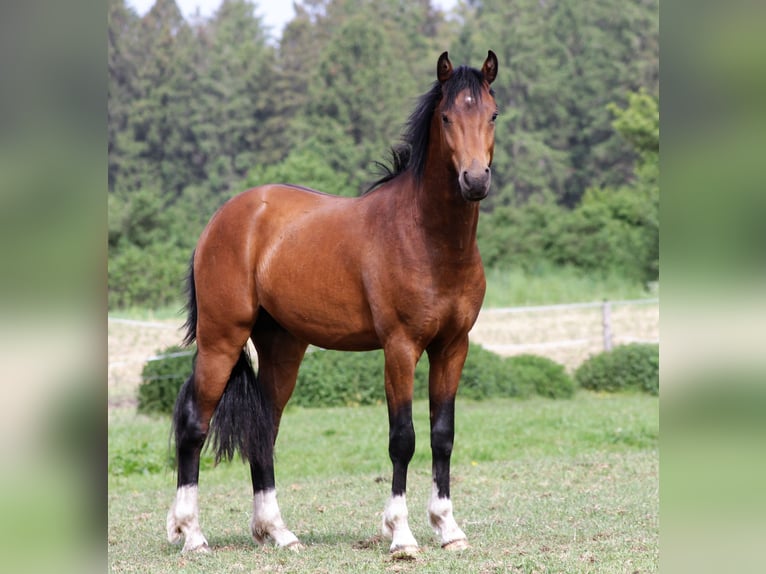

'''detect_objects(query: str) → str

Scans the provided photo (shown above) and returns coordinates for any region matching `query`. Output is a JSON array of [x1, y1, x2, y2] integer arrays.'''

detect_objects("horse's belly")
[[256, 257, 380, 350], [261, 298, 380, 351]]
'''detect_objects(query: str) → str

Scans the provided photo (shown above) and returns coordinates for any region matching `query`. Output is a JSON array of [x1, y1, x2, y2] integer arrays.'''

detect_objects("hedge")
[[574, 343, 659, 395], [136, 343, 575, 414], [137, 345, 194, 415]]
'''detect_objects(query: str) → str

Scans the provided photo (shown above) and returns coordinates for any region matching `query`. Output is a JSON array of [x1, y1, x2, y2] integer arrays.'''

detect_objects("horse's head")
[[435, 50, 498, 202]]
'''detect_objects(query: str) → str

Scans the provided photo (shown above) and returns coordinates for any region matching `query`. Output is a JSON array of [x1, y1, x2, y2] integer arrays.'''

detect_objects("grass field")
[[108, 394, 658, 573]]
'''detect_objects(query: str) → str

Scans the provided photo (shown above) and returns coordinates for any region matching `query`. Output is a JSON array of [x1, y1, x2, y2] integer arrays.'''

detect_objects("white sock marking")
[[382, 494, 418, 552], [167, 485, 209, 553], [428, 482, 467, 546], [251, 489, 300, 548]]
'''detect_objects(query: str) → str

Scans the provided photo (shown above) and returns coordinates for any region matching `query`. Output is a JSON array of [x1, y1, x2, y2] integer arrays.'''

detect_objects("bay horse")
[[167, 50, 499, 556]]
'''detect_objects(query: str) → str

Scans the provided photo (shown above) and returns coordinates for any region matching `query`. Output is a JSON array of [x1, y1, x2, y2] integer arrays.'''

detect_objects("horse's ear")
[[482, 50, 498, 85], [437, 51, 453, 83]]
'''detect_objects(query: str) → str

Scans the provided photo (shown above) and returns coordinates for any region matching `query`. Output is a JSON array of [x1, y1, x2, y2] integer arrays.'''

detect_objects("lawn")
[[108, 393, 658, 573]]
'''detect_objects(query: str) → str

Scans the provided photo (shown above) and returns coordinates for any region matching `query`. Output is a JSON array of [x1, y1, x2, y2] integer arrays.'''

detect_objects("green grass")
[[109, 393, 658, 572], [482, 266, 656, 308]]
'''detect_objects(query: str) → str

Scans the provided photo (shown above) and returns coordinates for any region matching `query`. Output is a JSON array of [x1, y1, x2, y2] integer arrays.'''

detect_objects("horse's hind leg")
[[249, 314, 308, 548], [167, 326, 252, 553]]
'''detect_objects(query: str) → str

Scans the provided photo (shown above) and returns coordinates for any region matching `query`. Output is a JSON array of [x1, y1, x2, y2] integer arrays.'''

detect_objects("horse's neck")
[[412, 166, 481, 256], [408, 173, 479, 262]]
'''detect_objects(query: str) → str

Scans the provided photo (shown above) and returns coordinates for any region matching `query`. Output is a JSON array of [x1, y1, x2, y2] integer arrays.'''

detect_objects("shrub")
[[294, 343, 524, 406], [575, 343, 659, 395], [293, 344, 567, 406], [293, 350, 386, 408], [137, 345, 195, 414], [505, 354, 575, 399], [457, 344, 522, 400], [137, 343, 574, 413]]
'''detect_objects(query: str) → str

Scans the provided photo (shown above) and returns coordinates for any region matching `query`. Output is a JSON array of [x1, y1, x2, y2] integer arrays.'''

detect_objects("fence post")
[[602, 300, 613, 351]]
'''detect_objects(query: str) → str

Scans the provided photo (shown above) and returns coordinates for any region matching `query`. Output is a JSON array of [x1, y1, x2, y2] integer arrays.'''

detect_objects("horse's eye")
[[441, 114, 450, 125], [490, 112, 498, 123]]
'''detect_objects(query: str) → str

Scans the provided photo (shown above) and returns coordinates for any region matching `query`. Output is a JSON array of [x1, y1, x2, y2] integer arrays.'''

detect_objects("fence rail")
[[486, 298, 658, 314], [470, 298, 658, 369]]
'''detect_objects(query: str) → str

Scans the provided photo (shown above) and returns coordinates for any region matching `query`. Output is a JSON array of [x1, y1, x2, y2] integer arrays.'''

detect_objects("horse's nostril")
[[485, 168, 490, 174]]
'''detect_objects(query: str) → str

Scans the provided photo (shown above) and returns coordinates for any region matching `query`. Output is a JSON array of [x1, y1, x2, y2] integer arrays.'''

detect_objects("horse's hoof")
[[252, 531, 267, 546], [182, 542, 211, 554], [167, 528, 182, 545], [390, 545, 418, 560], [442, 538, 470, 551]]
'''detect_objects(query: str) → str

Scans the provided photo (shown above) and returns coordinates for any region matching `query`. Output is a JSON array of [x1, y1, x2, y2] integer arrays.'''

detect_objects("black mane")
[[366, 65, 493, 193]]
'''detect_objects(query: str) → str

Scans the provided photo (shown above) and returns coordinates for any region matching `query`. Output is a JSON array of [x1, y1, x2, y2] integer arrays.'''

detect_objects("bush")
[[137, 343, 574, 413], [293, 350, 386, 408], [137, 345, 195, 414], [293, 344, 570, 406], [574, 343, 659, 395], [505, 354, 575, 399], [456, 344, 523, 400]]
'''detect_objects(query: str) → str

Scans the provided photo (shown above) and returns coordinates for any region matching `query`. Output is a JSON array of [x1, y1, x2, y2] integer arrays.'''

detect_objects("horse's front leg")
[[426, 337, 470, 550], [380, 340, 419, 556]]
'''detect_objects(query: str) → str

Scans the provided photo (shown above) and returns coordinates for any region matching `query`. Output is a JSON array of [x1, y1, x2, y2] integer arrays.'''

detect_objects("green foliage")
[[292, 350, 387, 408], [245, 148, 353, 197], [108, 241, 188, 309], [108, 440, 169, 476], [292, 343, 569, 407], [550, 187, 658, 283], [481, 265, 652, 308], [609, 90, 659, 160], [478, 185, 659, 284], [108, 0, 660, 309], [453, 344, 524, 400], [136, 342, 577, 413], [505, 354, 575, 399], [478, 193, 567, 273], [137, 345, 194, 414], [108, 184, 224, 310], [575, 343, 659, 395]]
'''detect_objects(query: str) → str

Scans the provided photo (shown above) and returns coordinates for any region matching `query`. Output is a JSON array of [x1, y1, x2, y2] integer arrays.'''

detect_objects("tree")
[[295, 11, 419, 193], [203, 1, 284, 183], [454, 0, 659, 207], [108, 0, 141, 193]]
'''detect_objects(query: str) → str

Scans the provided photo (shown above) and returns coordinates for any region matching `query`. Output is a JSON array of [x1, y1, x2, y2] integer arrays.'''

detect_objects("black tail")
[[182, 252, 197, 347], [208, 350, 275, 466], [173, 251, 275, 471], [172, 350, 275, 470]]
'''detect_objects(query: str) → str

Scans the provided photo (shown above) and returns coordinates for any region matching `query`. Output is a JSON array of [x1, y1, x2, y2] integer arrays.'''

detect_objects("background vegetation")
[[136, 341, 664, 415], [137, 342, 551, 414], [108, 0, 659, 309], [575, 343, 659, 395]]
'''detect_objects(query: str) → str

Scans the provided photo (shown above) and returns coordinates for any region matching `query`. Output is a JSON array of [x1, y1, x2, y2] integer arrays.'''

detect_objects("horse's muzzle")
[[459, 165, 491, 202]]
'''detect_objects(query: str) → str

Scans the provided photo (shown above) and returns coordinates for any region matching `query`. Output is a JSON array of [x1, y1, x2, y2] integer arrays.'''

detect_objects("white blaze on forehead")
[[464, 95, 475, 106]]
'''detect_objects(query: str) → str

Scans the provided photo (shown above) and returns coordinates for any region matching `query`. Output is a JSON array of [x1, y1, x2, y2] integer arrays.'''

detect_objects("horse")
[[167, 50, 499, 557]]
